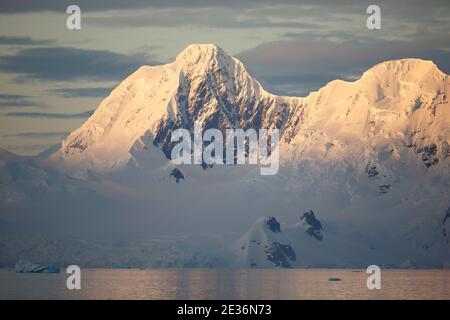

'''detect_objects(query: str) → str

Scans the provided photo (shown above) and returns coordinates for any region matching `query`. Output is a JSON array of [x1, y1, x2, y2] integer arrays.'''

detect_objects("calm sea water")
[[0, 269, 449, 300]]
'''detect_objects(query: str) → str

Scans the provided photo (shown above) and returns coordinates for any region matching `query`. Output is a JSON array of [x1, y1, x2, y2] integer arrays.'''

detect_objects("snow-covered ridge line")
[[52, 44, 449, 174]]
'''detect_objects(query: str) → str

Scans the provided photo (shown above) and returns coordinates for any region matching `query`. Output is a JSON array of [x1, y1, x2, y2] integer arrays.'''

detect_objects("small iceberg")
[[328, 277, 342, 282], [15, 260, 60, 273]]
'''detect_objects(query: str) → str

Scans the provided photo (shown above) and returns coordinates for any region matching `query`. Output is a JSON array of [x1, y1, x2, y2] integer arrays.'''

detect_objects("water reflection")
[[0, 269, 449, 300]]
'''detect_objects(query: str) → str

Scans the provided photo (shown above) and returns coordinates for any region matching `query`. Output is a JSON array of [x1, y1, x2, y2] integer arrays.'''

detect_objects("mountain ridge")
[[50, 44, 449, 177]]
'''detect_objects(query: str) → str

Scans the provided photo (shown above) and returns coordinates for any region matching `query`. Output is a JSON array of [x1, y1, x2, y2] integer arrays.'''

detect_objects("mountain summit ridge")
[[53, 44, 449, 175]]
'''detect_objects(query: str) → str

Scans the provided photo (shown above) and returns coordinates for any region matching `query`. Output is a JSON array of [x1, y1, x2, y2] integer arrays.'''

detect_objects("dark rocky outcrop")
[[443, 206, 450, 239], [170, 168, 185, 183], [365, 163, 379, 179], [378, 184, 391, 194], [301, 210, 323, 241], [266, 216, 281, 233], [264, 241, 296, 268], [420, 144, 439, 168], [409, 143, 440, 168], [444, 206, 450, 224], [152, 118, 183, 160]]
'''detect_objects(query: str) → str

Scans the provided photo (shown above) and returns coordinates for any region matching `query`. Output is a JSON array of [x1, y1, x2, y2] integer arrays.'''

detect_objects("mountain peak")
[[178, 43, 221, 54], [361, 58, 446, 82], [175, 43, 228, 65]]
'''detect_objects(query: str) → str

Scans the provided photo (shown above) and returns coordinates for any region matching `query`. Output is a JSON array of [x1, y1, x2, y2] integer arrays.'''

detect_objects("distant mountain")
[[237, 210, 450, 268], [1, 44, 449, 268]]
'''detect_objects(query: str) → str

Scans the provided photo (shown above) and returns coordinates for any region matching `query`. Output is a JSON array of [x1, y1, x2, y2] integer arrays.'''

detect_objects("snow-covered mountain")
[[54, 44, 294, 171], [236, 211, 450, 269], [53, 44, 449, 178], [1, 44, 449, 268]]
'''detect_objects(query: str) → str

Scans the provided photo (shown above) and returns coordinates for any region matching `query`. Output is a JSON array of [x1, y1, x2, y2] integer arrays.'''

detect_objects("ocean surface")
[[0, 269, 449, 300]]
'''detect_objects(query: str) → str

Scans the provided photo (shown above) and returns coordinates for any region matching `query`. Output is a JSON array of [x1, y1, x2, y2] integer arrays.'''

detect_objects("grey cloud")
[[48, 87, 113, 98], [3, 143, 58, 153], [0, 47, 158, 81], [3, 131, 69, 138], [238, 34, 450, 96], [80, 1, 448, 30], [85, 10, 321, 29], [0, 0, 249, 12], [0, 0, 449, 12], [0, 36, 54, 46], [0, 94, 28, 99], [59, 1, 450, 42], [0, 1, 322, 12], [0, 93, 41, 108], [5, 110, 94, 119]]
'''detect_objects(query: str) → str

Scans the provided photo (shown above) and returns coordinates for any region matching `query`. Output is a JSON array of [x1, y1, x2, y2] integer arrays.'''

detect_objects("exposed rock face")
[[170, 168, 184, 183], [264, 241, 296, 268], [444, 206, 450, 224], [266, 216, 281, 233], [365, 163, 379, 179], [444, 207, 450, 241], [419, 144, 439, 168], [378, 184, 391, 194], [301, 210, 323, 241]]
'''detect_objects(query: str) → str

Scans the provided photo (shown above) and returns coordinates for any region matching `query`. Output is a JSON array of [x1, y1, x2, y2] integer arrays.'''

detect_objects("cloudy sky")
[[0, 0, 449, 155]]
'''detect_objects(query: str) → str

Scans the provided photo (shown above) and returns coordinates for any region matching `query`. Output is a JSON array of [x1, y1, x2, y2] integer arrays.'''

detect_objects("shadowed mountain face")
[[301, 211, 323, 241], [0, 44, 449, 268]]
